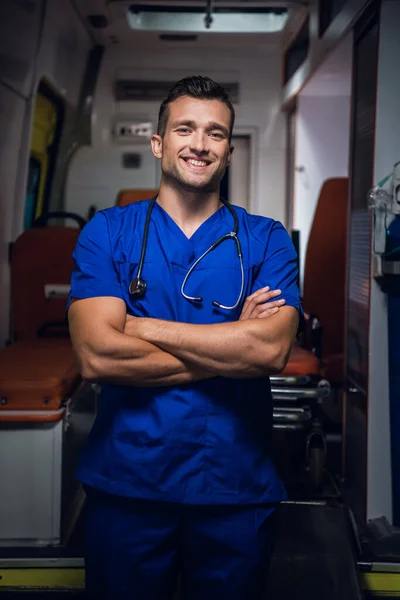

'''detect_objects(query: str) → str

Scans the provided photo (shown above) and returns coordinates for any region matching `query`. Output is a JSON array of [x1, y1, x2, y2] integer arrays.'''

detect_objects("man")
[[68, 75, 300, 600]]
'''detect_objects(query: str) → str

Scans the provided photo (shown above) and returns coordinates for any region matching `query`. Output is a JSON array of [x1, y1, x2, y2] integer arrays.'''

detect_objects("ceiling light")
[[127, 4, 288, 33]]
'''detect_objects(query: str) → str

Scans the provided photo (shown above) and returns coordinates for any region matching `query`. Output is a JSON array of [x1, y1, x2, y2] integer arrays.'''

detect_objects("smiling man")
[[156, 96, 231, 198], [68, 76, 301, 600]]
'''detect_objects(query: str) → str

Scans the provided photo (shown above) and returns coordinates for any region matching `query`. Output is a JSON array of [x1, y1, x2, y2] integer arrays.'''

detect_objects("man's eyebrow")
[[206, 121, 229, 137], [171, 119, 196, 129], [171, 119, 229, 137]]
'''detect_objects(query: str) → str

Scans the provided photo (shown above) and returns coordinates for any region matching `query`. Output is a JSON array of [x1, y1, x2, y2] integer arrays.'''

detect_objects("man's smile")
[[181, 156, 212, 171]]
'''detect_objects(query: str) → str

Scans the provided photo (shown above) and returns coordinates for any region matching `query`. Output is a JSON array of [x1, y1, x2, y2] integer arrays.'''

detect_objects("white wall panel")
[[0, 0, 90, 104], [35, 0, 92, 106], [230, 136, 250, 210], [0, 84, 26, 346], [10, 0, 93, 239], [294, 94, 351, 289], [0, 0, 43, 98], [67, 145, 159, 215]]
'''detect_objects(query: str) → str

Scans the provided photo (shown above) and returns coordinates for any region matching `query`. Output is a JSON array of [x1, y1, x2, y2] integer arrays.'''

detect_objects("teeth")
[[186, 159, 208, 167]]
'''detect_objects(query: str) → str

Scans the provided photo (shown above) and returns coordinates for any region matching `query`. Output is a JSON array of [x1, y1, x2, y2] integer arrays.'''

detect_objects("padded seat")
[[0, 339, 80, 412], [301, 178, 349, 383], [116, 189, 158, 206], [274, 177, 348, 386], [281, 345, 321, 377], [10, 225, 80, 341], [0, 214, 84, 417]]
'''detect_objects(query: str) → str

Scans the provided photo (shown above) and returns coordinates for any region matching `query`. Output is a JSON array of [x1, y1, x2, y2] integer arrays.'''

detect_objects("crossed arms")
[[68, 286, 299, 387]]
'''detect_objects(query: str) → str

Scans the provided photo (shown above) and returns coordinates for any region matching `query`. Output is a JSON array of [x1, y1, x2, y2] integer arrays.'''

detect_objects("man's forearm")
[[129, 312, 297, 378], [109, 337, 214, 387], [75, 326, 214, 387]]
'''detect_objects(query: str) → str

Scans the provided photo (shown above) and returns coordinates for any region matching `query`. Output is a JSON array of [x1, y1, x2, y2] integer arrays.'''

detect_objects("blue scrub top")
[[68, 199, 301, 505]]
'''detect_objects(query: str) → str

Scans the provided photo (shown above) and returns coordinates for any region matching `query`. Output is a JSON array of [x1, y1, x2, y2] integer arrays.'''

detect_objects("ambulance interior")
[[0, 0, 400, 597]]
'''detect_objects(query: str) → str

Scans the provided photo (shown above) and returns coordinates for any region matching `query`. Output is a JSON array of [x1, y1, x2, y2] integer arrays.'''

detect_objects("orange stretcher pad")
[[281, 345, 321, 377], [0, 339, 80, 416]]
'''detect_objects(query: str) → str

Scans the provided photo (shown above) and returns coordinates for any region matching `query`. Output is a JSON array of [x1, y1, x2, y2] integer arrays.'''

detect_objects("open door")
[[343, 2, 380, 526]]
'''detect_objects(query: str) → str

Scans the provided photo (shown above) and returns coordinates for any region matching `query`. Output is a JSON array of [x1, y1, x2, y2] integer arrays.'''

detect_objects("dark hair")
[[157, 75, 235, 140]]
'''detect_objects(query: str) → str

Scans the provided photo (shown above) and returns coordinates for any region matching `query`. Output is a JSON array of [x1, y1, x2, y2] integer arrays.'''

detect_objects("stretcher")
[[270, 178, 349, 487], [0, 213, 97, 547]]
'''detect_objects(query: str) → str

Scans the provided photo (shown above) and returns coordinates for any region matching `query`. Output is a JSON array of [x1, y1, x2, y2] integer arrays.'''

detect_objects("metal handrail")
[[270, 375, 313, 386], [271, 385, 330, 399], [273, 407, 312, 422]]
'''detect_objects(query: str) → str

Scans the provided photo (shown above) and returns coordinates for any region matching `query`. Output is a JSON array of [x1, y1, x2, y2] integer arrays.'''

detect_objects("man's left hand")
[[239, 287, 285, 321]]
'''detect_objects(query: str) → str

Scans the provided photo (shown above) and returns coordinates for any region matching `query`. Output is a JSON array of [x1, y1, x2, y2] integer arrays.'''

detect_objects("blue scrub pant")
[[84, 487, 276, 600]]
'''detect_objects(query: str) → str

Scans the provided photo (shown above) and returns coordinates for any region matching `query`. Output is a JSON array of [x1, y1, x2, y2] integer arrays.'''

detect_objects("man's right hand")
[[239, 287, 285, 321]]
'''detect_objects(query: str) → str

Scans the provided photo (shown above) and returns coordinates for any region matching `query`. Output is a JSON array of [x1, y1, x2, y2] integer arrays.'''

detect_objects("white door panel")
[[230, 136, 250, 210]]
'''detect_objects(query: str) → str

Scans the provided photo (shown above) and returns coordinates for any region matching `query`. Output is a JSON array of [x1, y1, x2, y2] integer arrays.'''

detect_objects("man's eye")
[[177, 128, 190, 133], [210, 132, 224, 139]]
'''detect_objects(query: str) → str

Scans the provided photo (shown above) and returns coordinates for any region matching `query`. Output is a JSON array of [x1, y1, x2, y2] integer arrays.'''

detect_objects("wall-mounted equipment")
[[369, 161, 400, 292], [369, 162, 400, 527], [114, 120, 153, 143], [115, 79, 239, 103], [122, 153, 142, 169]]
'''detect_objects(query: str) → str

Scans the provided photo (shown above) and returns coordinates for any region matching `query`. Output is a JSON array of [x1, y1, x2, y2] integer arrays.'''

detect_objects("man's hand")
[[239, 287, 285, 321]]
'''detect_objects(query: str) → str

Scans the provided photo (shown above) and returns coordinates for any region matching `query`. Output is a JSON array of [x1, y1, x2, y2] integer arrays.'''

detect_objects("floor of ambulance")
[[0, 502, 364, 599], [0, 470, 369, 599]]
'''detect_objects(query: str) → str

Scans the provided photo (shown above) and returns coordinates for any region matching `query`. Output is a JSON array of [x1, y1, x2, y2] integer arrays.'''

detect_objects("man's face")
[[151, 96, 233, 193]]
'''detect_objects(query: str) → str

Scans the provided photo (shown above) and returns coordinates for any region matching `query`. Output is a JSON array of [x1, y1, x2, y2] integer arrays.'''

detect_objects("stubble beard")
[[163, 160, 223, 195]]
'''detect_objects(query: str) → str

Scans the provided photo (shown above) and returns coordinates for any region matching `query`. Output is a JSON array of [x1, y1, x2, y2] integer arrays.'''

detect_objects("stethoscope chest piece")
[[129, 277, 146, 297]]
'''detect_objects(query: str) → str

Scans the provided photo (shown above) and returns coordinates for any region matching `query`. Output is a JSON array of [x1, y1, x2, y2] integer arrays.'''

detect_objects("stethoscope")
[[129, 197, 244, 310]]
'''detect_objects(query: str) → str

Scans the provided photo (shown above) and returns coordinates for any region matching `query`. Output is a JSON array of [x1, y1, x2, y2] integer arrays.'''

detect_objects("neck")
[[156, 177, 223, 238]]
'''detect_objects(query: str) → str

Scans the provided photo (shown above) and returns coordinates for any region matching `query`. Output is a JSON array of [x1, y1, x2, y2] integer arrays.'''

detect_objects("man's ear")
[[151, 134, 163, 159]]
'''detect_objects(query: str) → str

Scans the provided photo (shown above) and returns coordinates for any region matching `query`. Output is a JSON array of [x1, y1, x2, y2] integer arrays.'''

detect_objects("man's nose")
[[190, 131, 209, 154]]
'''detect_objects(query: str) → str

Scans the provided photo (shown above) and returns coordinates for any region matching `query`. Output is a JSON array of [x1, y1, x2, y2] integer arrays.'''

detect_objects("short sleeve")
[[251, 221, 302, 313], [67, 211, 124, 311]]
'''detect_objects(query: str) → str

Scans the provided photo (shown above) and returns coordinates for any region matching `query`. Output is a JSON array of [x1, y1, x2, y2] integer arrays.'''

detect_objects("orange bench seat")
[[0, 339, 80, 412]]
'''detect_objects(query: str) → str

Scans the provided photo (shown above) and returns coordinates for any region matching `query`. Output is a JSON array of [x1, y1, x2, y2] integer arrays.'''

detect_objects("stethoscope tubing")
[[130, 197, 244, 310], [136, 197, 156, 281]]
